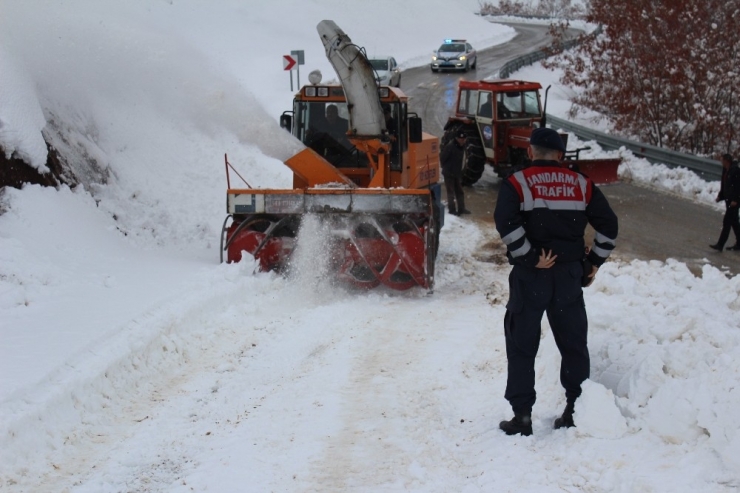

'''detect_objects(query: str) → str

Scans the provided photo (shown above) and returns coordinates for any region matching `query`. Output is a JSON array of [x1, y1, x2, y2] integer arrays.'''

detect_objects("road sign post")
[[283, 51, 305, 91], [291, 50, 305, 88], [283, 54, 297, 90]]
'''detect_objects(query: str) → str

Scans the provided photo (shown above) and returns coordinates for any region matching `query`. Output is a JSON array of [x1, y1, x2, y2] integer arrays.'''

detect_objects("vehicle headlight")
[[432, 56, 437, 61], [459, 55, 466, 60]]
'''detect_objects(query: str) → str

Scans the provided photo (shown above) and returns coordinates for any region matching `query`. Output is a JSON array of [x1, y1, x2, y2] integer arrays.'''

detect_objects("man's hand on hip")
[[536, 249, 557, 269]]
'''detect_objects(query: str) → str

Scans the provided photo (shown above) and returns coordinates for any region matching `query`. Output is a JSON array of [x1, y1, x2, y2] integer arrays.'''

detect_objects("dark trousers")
[[443, 174, 465, 214], [504, 262, 590, 415], [716, 202, 740, 247]]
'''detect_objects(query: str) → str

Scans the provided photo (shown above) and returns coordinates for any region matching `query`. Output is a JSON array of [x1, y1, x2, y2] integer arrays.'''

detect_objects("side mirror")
[[279, 113, 292, 132], [409, 116, 423, 143]]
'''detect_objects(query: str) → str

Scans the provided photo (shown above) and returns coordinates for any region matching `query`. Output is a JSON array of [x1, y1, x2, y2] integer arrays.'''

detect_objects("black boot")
[[709, 243, 724, 252], [499, 413, 532, 436], [553, 401, 575, 429]]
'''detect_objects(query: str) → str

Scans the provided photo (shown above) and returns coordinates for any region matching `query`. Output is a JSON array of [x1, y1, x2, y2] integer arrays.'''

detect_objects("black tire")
[[462, 136, 486, 186], [396, 75, 402, 88], [463, 61, 469, 73], [442, 123, 486, 186], [431, 67, 438, 73]]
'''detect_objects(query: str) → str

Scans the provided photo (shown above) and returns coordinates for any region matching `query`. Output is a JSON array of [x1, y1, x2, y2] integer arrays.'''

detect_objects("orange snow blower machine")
[[220, 20, 444, 291]]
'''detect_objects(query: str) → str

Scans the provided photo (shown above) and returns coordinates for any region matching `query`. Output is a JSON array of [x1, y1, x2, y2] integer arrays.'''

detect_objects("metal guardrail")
[[496, 23, 722, 181], [498, 26, 595, 79], [547, 115, 722, 180]]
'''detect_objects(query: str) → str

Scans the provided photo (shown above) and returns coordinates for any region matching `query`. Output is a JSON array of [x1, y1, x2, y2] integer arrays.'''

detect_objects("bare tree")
[[545, 0, 740, 156]]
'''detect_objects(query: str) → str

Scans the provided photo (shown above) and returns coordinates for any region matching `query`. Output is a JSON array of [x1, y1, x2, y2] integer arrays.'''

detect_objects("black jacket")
[[718, 162, 740, 204], [440, 140, 465, 177], [494, 160, 618, 268]]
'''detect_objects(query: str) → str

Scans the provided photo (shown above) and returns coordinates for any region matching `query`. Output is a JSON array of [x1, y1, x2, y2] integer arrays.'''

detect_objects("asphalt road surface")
[[402, 22, 740, 277]]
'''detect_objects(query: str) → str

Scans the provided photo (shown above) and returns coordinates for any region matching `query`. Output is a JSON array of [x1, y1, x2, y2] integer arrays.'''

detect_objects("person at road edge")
[[709, 153, 740, 252]]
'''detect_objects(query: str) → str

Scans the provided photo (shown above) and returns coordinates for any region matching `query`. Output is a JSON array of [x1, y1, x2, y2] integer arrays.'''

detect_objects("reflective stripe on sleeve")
[[595, 230, 616, 246], [502, 226, 526, 245], [591, 244, 612, 258], [510, 238, 532, 258]]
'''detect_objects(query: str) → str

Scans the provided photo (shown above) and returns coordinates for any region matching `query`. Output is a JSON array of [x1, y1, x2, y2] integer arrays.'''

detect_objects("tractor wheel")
[[442, 124, 486, 186], [462, 135, 486, 186]]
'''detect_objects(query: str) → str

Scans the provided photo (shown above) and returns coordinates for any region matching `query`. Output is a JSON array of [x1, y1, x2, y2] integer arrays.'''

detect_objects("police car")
[[431, 39, 477, 72]]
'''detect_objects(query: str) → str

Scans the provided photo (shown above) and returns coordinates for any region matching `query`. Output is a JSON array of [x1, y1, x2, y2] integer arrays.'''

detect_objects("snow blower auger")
[[221, 20, 444, 291]]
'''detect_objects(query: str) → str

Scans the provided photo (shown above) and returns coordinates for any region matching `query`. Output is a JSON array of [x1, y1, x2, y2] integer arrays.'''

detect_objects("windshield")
[[369, 59, 389, 71], [439, 43, 465, 53], [496, 90, 541, 118]]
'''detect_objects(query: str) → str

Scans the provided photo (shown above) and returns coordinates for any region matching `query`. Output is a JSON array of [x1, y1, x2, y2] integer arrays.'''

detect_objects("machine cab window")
[[478, 91, 493, 118], [522, 91, 541, 117], [296, 101, 360, 167], [382, 103, 405, 171], [457, 89, 479, 117], [498, 90, 541, 119]]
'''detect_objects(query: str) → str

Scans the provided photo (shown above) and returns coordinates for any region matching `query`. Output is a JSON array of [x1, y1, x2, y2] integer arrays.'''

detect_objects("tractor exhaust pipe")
[[541, 85, 551, 128]]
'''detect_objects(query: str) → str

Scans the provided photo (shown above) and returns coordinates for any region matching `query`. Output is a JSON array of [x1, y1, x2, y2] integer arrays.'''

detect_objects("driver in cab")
[[324, 104, 350, 145]]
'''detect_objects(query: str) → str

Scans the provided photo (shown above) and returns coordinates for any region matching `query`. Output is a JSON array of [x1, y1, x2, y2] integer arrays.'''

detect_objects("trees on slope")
[[545, 0, 740, 156]]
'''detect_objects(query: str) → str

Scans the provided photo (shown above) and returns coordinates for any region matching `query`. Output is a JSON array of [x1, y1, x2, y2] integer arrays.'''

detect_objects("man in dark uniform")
[[493, 127, 618, 436], [709, 153, 740, 251], [440, 130, 470, 215]]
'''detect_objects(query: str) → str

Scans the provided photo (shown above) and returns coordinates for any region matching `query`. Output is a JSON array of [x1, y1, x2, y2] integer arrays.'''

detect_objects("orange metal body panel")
[[404, 132, 440, 189], [285, 148, 355, 188]]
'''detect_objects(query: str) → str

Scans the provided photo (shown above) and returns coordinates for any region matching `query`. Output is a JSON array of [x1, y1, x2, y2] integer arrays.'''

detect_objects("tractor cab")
[[444, 79, 621, 185], [444, 80, 546, 182], [457, 80, 544, 164]]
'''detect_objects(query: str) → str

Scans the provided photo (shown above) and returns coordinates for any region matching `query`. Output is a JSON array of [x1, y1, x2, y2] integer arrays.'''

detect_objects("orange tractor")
[[220, 21, 443, 291], [443, 79, 620, 185]]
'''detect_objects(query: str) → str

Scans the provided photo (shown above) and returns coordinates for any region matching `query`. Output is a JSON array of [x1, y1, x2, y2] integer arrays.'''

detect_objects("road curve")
[[402, 22, 740, 277]]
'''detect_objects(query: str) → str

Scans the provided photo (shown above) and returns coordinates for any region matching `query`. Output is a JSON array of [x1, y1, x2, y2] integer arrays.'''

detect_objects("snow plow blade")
[[563, 158, 621, 185], [221, 188, 436, 290]]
